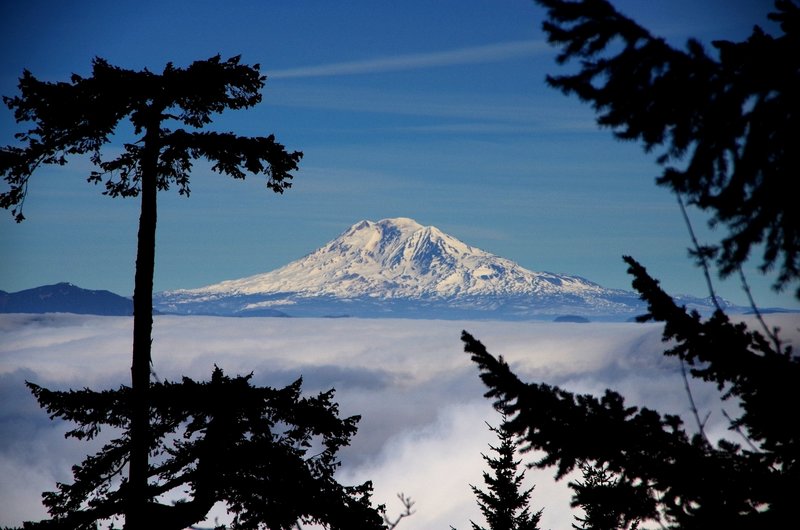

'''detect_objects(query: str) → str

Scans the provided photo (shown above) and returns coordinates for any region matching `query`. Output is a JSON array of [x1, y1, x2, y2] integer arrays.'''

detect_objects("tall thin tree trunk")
[[126, 126, 159, 530]]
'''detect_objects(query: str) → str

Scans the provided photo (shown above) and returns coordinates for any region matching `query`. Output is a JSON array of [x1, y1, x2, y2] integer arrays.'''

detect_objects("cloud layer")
[[1, 313, 796, 529]]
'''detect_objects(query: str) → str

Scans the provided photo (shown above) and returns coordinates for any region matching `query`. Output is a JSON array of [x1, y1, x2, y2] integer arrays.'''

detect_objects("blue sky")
[[1, 0, 795, 309]]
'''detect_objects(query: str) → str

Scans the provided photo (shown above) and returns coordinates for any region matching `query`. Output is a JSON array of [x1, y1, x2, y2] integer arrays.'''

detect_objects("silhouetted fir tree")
[[463, 1, 799, 528], [0, 57, 386, 530], [23, 368, 384, 530], [464, 298, 799, 528], [468, 419, 542, 530], [569, 462, 641, 530], [536, 0, 799, 298]]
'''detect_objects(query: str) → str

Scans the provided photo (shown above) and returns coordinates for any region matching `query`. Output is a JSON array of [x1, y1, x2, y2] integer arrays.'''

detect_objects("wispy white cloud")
[[262, 83, 598, 133], [268, 40, 550, 79]]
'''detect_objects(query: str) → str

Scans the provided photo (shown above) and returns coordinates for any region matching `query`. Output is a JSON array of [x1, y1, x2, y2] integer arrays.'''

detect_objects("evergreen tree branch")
[[463, 322, 793, 526], [534, 0, 800, 297], [383, 493, 415, 530], [721, 408, 761, 454], [21, 368, 387, 530], [676, 193, 722, 313], [624, 255, 800, 460], [678, 356, 710, 445], [737, 266, 783, 353]]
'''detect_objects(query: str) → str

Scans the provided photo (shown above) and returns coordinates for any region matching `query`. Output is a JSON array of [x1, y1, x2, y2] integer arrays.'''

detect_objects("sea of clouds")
[[1, 313, 797, 529]]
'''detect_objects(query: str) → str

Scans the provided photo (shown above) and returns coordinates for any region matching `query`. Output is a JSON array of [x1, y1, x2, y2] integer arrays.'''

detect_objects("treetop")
[[0, 55, 302, 221]]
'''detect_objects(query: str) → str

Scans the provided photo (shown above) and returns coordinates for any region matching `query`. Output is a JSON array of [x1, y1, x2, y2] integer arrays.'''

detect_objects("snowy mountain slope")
[[154, 217, 725, 319], [176, 218, 616, 298]]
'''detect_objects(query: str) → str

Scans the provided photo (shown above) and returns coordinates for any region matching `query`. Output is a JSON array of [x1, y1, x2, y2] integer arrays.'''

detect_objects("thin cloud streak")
[[263, 84, 598, 132], [268, 40, 549, 79]]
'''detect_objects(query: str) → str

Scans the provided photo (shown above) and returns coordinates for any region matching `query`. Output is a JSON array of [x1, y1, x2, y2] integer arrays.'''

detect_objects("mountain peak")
[[376, 217, 424, 230], [165, 217, 613, 303], [0, 283, 133, 316], [344, 218, 429, 253], [154, 217, 736, 319]]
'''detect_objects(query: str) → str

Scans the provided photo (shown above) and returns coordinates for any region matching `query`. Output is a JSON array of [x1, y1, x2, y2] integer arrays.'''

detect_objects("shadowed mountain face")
[[0, 283, 133, 316], [154, 217, 727, 320]]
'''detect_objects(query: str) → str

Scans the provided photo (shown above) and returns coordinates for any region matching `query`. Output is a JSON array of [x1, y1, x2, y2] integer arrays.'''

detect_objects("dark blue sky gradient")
[[1, 0, 793, 309]]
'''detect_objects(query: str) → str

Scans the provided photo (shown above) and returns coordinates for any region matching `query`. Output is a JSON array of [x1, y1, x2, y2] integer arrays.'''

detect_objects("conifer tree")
[[534, 0, 799, 298], [569, 462, 642, 530], [464, 1, 799, 527], [469, 419, 542, 530], [23, 368, 385, 530], [0, 57, 386, 530]]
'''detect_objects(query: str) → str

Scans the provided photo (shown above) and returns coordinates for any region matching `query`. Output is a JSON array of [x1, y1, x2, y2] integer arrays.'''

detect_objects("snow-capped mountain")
[[156, 218, 638, 319], [176, 217, 617, 299], [154, 217, 721, 320]]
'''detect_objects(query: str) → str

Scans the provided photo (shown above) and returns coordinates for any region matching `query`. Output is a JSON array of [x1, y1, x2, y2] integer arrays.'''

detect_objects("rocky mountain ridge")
[[0, 283, 133, 316]]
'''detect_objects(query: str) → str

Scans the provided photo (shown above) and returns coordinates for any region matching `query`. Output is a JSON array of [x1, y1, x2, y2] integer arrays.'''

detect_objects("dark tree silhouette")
[[468, 419, 542, 530], [0, 57, 392, 530], [23, 368, 384, 530], [462, 1, 800, 527], [569, 462, 644, 530], [535, 0, 800, 298], [463, 303, 799, 528]]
